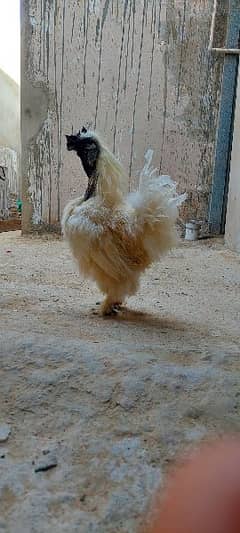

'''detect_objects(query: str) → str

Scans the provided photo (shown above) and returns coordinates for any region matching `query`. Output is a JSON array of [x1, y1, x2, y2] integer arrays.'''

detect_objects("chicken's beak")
[[65, 134, 76, 151], [84, 174, 97, 201]]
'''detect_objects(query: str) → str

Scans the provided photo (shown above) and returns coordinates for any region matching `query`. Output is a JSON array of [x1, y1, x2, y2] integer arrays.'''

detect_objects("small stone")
[[184, 425, 207, 442], [0, 424, 11, 443], [185, 407, 203, 420], [0, 453, 6, 459], [42, 449, 50, 455], [34, 453, 58, 473]]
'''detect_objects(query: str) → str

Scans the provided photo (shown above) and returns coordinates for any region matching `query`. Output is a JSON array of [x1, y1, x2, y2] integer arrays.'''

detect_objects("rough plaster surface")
[[0, 149, 19, 219], [21, 0, 227, 231], [1, 231, 240, 531], [0, 68, 20, 153]]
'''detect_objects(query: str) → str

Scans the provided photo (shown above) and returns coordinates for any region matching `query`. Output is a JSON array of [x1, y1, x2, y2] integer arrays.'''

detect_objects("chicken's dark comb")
[[76, 126, 87, 136]]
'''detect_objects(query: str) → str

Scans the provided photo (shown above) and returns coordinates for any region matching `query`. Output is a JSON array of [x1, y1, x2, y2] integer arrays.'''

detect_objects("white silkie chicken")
[[62, 127, 186, 316]]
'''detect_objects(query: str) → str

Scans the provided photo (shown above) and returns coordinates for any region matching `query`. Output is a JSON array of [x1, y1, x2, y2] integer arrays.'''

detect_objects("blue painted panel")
[[208, 3, 240, 234]]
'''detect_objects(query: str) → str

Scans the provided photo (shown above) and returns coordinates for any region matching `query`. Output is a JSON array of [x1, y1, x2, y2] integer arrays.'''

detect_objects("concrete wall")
[[225, 65, 240, 253], [0, 68, 20, 153], [21, 0, 227, 232], [0, 68, 20, 216], [0, 148, 19, 219]]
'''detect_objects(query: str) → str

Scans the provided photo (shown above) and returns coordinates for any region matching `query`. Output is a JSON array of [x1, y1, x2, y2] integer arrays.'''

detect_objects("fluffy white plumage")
[[62, 131, 186, 315]]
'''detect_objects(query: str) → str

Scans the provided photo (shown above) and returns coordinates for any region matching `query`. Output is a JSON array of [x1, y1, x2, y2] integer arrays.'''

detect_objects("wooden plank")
[[0, 219, 21, 233]]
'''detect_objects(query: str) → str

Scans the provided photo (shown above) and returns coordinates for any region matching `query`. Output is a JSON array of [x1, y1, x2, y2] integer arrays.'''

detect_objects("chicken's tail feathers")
[[129, 149, 186, 225], [127, 150, 186, 260], [139, 148, 158, 184], [138, 148, 187, 214]]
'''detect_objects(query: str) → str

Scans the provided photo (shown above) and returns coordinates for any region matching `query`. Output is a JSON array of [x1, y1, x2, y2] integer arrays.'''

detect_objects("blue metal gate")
[[208, 0, 240, 234]]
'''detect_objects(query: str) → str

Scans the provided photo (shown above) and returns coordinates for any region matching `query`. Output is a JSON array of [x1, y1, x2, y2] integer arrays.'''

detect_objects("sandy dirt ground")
[[0, 231, 240, 532]]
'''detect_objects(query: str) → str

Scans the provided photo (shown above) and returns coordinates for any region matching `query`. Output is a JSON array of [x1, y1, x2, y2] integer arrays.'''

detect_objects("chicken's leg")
[[101, 297, 123, 316]]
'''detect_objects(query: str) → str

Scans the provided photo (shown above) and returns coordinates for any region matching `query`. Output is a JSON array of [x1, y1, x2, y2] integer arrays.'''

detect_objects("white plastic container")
[[185, 220, 200, 241]]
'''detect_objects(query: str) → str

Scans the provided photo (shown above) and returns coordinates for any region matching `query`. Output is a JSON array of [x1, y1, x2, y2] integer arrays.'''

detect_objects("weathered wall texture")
[[0, 67, 20, 218], [21, 0, 226, 232], [0, 148, 19, 219], [0, 68, 20, 153]]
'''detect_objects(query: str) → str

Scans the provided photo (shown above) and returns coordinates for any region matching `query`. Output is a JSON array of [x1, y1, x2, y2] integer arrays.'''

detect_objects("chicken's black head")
[[66, 128, 101, 201], [66, 129, 100, 175]]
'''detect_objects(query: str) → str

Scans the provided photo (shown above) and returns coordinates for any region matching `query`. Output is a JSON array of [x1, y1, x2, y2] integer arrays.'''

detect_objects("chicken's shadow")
[[107, 307, 187, 332], [105, 307, 209, 338]]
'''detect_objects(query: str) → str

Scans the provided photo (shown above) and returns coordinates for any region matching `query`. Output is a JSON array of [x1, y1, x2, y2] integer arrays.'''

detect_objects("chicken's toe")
[[101, 300, 123, 316]]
